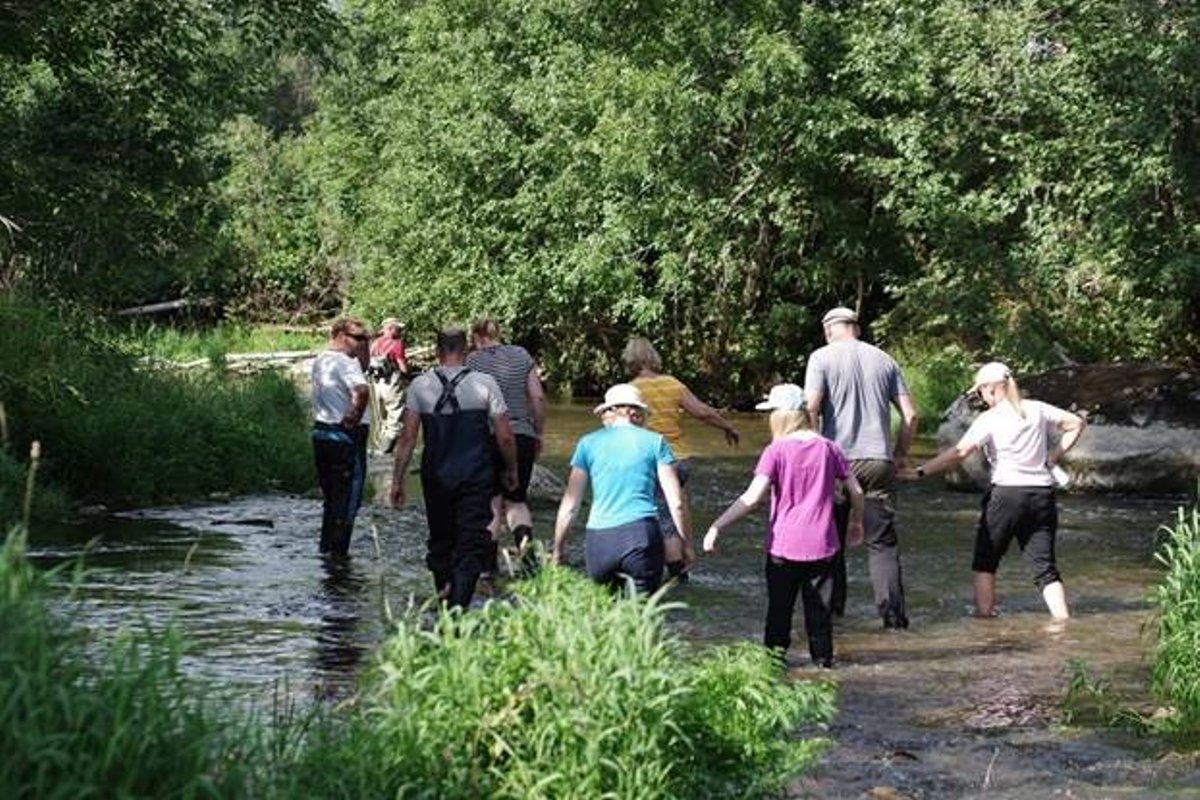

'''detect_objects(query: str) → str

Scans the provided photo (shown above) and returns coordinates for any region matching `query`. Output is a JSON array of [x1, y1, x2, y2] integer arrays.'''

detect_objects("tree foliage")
[[0, 0, 335, 306], [235, 0, 1195, 397], [3, 1, 1197, 398]]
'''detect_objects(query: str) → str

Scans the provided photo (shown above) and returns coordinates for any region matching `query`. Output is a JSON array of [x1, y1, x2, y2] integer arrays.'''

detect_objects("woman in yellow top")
[[623, 337, 740, 581]]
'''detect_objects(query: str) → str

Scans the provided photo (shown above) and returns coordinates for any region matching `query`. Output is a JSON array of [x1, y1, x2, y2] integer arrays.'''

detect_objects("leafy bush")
[[1150, 502, 1200, 734], [284, 568, 834, 799], [0, 298, 313, 521], [893, 341, 974, 423]]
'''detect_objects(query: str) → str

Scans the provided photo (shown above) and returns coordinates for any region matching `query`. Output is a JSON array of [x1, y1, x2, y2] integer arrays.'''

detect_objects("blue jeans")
[[312, 423, 368, 558]]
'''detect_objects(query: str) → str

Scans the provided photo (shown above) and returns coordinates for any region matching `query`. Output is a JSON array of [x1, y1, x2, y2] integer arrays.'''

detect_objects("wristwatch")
[[916, 465, 926, 478]]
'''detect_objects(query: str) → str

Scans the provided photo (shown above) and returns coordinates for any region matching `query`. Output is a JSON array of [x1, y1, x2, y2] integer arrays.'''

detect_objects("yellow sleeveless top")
[[632, 374, 692, 459]]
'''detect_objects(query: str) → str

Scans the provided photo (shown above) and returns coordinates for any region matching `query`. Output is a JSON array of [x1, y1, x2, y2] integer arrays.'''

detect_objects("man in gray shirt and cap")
[[805, 307, 919, 629]]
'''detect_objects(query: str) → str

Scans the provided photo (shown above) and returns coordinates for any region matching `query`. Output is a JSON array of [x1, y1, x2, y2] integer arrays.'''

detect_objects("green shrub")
[[285, 568, 834, 799], [113, 321, 326, 365], [893, 341, 974, 423], [0, 298, 313, 518], [1150, 502, 1200, 734]]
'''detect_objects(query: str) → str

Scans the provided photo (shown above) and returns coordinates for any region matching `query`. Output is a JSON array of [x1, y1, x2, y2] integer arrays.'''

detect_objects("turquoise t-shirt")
[[570, 423, 676, 530]]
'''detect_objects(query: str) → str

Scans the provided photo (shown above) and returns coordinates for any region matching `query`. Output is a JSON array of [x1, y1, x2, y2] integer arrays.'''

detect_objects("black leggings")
[[764, 555, 836, 667]]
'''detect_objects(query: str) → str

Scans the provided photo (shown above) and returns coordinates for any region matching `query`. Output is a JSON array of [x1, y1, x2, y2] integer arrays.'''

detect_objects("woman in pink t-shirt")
[[703, 384, 864, 668]]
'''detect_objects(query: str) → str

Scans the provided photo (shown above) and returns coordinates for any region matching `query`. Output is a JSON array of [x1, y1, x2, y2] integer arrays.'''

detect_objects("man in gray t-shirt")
[[805, 307, 919, 629]]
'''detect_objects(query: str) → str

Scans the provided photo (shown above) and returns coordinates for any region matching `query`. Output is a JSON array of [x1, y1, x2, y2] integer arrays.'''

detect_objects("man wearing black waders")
[[389, 328, 518, 608], [310, 317, 372, 558]]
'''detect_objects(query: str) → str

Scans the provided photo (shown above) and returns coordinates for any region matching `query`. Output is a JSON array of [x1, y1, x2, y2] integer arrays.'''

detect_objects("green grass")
[[1061, 659, 1149, 734], [3, 500, 835, 798], [280, 568, 835, 799], [0, 299, 314, 522], [1063, 500, 1200, 745], [113, 322, 325, 364], [1150, 501, 1200, 736]]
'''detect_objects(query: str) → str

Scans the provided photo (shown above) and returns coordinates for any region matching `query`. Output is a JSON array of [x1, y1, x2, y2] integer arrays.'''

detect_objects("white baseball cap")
[[968, 361, 1012, 394], [755, 383, 806, 411]]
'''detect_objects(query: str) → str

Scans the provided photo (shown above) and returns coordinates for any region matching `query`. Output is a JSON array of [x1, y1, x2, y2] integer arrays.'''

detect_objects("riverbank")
[[0, 301, 314, 527]]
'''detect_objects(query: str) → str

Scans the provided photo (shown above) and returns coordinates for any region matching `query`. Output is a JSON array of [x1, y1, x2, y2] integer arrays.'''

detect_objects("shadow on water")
[[24, 400, 1200, 797]]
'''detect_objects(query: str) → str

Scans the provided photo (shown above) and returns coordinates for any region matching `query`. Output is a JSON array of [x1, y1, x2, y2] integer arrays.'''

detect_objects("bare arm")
[[681, 389, 739, 446], [527, 366, 547, 455], [493, 413, 519, 491], [892, 392, 919, 470], [388, 407, 422, 506], [703, 474, 771, 553], [1049, 412, 1087, 464], [658, 462, 693, 560], [910, 437, 978, 480], [805, 388, 823, 433], [343, 384, 370, 429], [552, 467, 590, 564]]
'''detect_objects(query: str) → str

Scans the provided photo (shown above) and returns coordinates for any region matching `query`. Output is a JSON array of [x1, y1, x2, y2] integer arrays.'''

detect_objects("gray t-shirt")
[[406, 365, 507, 421], [804, 339, 909, 461]]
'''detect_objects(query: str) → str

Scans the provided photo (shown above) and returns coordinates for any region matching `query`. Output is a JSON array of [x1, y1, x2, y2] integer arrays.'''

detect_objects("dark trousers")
[[764, 555, 835, 667], [422, 476, 495, 609], [973, 486, 1061, 589], [584, 518, 665, 595], [312, 423, 369, 558], [833, 459, 908, 628]]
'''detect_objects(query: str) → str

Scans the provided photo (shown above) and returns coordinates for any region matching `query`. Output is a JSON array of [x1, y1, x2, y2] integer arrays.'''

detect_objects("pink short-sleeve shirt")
[[754, 436, 850, 562]]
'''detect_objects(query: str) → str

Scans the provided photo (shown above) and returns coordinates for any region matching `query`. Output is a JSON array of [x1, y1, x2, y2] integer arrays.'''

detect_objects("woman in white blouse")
[[909, 362, 1087, 619]]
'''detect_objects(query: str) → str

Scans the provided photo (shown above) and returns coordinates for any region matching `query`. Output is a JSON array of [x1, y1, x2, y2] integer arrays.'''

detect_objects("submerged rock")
[[528, 463, 565, 501], [936, 364, 1200, 494]]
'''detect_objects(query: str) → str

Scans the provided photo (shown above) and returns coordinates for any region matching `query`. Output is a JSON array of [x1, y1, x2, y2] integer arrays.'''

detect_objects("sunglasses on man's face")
[[345, 332, 369, 342]]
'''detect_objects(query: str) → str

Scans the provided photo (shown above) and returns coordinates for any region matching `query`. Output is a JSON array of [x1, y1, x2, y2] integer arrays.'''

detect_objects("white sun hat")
[[593, 383, 650, 415], [968, 361, 1012, 394]]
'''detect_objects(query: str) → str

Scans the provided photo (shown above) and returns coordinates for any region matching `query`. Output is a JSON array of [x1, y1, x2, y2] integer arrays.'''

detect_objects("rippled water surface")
[[27, 400, 1200, 798]]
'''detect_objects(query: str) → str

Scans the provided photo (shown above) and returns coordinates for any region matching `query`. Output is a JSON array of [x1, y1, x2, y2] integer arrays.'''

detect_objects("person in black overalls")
[[389, 328, 518, 608]]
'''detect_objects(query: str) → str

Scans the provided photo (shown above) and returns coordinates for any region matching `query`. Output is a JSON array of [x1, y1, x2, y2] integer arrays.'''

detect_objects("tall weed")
[[285, 569, 834, 799], [0, 298, 312, 519], [0, 527, 265, 798], [1150, 502, 1200, 734]]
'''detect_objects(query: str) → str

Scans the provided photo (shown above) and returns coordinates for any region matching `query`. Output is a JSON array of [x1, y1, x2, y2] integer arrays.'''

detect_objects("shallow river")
[[27, 401, 1200, 798]]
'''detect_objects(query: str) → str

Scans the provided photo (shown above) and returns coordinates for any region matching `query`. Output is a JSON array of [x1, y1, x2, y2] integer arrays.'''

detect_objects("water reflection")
[[312, 557, 369, 699]]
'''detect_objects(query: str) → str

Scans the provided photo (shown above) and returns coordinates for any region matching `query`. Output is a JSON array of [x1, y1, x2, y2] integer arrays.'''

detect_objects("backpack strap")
[[433, 368, 472, 414]]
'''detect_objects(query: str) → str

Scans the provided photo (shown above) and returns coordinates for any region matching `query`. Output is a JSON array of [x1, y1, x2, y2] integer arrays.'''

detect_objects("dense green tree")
[[0, 0, 335, 306], [5, 0, 1196, 398], [246, 0, 1195, 398]]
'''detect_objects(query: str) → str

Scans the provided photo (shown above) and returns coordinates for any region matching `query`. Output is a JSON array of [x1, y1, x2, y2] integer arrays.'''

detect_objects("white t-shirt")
[[959, 399, 1071, 487], [310, 351, 371, 426]]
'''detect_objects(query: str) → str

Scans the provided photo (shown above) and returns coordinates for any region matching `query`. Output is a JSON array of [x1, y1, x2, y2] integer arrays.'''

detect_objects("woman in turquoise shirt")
[[552, 384, 693, 594]]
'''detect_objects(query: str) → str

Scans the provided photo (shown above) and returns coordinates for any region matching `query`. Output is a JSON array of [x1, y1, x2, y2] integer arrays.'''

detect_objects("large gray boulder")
[[936, 364, 1200, 494]]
